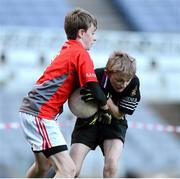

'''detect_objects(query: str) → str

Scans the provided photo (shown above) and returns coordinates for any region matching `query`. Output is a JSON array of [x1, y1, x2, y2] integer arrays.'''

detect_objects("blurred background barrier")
[[1, 121, 180, 133], [0, 0, 180, 177]]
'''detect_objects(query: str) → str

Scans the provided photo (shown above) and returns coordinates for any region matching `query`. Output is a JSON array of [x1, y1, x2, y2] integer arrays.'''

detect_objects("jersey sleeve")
[[76, 51, 98, 87], [117, 78, 141, 115]]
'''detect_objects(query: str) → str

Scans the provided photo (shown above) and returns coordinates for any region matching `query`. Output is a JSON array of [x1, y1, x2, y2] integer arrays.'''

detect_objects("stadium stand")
[[67, 0, 130, 31], [0, 0, 69, 27], [0, 0, 180, 177], [112, 0, 180, 32]]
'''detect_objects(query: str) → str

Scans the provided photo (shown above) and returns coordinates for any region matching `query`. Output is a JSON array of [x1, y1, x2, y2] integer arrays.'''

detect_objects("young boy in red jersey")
[[19, 8, 111, 178], [70, 50, 141, 177]]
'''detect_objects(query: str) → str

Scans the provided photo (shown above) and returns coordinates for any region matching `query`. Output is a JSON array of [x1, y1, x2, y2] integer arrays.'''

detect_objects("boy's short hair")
[[64, 8, 97, 40], [106, 50, 136, 77]]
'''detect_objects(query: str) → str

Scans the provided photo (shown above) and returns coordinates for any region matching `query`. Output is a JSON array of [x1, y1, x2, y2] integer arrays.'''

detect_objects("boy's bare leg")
[[103, 139, 123, 178], [26, 152, 51, 178], [26, 150, 76, 178], [49, 150, 76, 178], [70, 143, 91, 177]]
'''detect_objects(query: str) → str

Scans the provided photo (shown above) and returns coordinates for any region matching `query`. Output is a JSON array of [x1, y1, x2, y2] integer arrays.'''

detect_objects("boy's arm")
[[85, 82, 108, 109], [83, 81, 112, 124], [107, 98, 125, 119]]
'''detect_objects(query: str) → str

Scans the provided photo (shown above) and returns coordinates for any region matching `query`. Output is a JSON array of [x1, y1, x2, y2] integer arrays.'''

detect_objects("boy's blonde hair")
[[64, 8, 97, 40], [106, 50, 136, 77]]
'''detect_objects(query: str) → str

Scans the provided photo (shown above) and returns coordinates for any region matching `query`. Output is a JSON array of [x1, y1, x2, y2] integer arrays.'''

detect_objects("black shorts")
[[33, 145, 68, 158], [71, 117, 128, 152]]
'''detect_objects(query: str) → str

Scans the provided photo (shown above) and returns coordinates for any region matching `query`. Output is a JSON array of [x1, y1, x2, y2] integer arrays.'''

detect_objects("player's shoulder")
[[126, 75, 140, 94], [95, 68, 105, 78], [128, 75, 141, 97], [75, 46, 90, 59], [69, 45, 91, 65], [131, 75, 140, 86], [95, 67, 104, 74]]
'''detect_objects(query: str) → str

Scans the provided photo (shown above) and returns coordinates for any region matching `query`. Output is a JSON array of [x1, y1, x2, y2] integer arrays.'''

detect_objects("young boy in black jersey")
[[70, 50, 141, 177]]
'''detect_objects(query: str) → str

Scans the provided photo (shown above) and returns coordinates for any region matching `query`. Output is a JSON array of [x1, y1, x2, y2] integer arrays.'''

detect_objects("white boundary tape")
[[129, 121, 180, 133], [1, 121, 180, 133], [0, 122, 21, 129]]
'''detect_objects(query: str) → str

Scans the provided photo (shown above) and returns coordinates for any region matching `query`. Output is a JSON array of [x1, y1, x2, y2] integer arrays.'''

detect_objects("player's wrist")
[[100, 104, 109, 110]]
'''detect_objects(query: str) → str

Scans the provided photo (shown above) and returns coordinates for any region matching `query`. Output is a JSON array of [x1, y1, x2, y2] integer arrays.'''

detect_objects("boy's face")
[[81, 24, 96, 50], [109, 72, 132, 93]]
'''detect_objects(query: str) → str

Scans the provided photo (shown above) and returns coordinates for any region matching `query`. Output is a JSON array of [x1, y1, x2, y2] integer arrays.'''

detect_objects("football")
[[68, 88, 98, 118]]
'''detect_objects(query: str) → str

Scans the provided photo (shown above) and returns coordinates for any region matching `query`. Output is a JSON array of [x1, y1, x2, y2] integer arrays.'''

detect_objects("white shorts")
[[20, 112, 67, 157]]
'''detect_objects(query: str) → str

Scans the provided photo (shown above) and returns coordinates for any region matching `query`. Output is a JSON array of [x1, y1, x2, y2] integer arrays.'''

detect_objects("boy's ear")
[[77, 29, 84, 38]]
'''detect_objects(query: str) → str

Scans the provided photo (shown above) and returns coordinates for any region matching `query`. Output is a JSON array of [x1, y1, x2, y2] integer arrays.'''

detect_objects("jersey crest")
[[131, 85, 138, 96]]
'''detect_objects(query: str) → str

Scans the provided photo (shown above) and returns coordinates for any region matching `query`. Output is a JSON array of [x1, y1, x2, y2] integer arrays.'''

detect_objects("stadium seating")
[[1, 0, 180, 177], [0, 0, 70, 27], [112, 0, 180, 32]]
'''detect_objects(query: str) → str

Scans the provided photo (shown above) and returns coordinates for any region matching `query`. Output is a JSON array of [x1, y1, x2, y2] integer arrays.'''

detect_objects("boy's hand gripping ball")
[[68, 88, 98, 118]]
